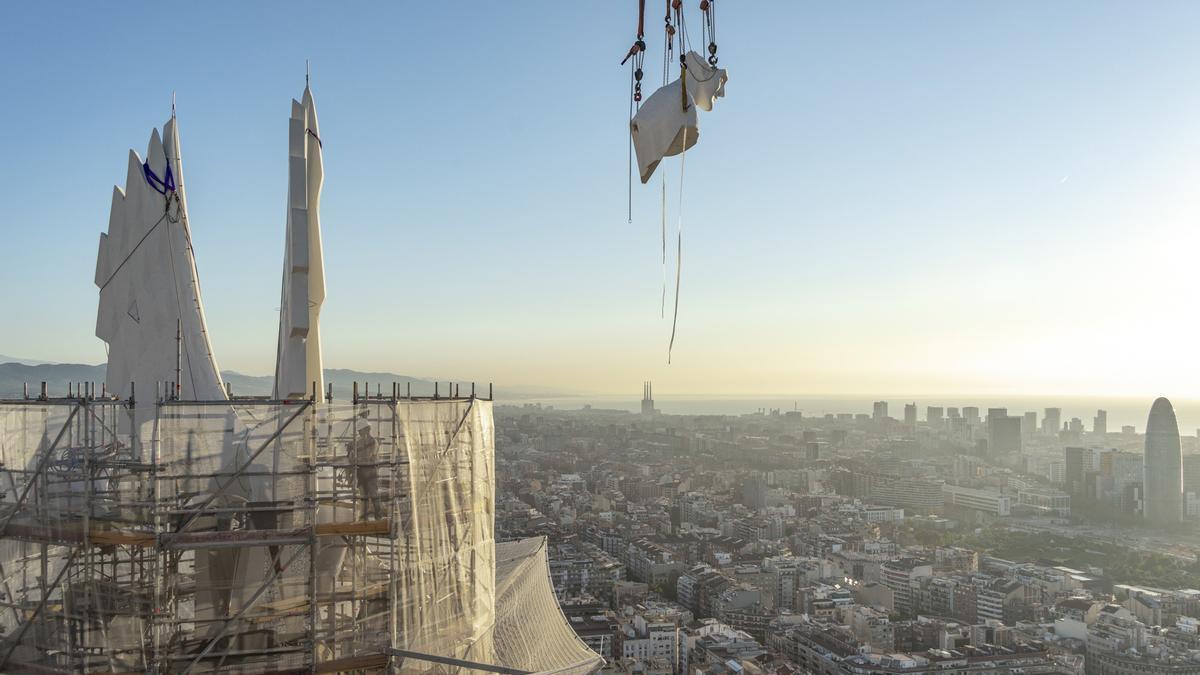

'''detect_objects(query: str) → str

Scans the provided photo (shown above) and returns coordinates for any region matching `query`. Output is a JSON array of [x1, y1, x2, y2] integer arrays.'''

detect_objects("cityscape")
[[4, 2, 1200, 675], [497, 388, 1200, 675]]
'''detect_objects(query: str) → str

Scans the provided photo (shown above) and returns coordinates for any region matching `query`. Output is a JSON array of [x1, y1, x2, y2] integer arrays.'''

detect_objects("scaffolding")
[[0, 385, 499, 674]]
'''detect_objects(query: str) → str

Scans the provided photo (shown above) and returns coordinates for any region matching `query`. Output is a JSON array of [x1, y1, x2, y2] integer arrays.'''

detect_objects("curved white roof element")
[[274, 86, 326, 400], [94, 115, 225, 402]]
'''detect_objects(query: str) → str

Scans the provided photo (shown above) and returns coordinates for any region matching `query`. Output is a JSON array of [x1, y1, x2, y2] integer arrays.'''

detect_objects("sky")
[[2, 2, 1200, 399]]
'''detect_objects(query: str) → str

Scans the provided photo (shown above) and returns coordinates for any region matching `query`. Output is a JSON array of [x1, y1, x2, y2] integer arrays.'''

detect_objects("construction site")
[[0, 385, 598, 674], [0, 50, 606, 673]]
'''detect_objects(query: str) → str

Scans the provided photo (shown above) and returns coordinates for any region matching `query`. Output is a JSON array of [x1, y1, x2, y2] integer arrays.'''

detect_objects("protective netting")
[[491, 537, 605, 675], [156, 401, 317, 672], [396, 399, 496, 669], [0, 398, 598, 674], [0, 400, 148, 672]]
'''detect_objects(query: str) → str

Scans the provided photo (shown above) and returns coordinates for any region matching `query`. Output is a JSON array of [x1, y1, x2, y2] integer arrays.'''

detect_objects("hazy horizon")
[[4, 353, 1200, 413], [5, 3, 1200, 399]]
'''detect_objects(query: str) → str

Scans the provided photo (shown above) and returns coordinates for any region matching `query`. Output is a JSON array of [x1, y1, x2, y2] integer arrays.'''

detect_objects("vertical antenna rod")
[[175, 318, 183, 400]]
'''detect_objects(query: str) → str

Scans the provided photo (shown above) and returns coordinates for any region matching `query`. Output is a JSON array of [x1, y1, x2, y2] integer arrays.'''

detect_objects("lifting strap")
[[668, 125, 686, 364], [661, 174, 667, 317], [680, 62, 689, 111], [142, 160, 176, 195]]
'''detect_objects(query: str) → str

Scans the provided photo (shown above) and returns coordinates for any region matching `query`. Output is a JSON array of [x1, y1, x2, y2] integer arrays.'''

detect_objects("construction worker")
[[353, 411, 382, 519]]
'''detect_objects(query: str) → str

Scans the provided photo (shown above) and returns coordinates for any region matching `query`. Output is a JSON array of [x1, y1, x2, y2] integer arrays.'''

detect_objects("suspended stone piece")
[[631, 77, 699, 184]]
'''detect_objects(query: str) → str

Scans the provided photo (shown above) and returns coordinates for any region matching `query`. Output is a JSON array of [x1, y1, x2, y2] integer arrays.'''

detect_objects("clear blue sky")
[[2, 2, 1200, 397]]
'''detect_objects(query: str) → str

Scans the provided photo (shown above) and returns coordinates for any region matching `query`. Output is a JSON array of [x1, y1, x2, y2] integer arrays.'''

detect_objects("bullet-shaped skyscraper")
[[1144, 397, 1183, 526]]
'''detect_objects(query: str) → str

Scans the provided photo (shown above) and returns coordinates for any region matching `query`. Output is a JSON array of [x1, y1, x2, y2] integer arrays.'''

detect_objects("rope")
[[96, 212, 169, 292], [166, 148, 221, 396], [165, 189, 192, 398], [161, 149, 202, 398], [703, 0, 719, 66], [687, 56, 722, 83], [663, 0, 672, 87], [677, 2, 693, 56], [625, 0, 647, 224], [99, 155, 184, 292], [629, 65, 635, 223], [661, 174, 667, 317], [659, 0, 673, 318], [668, 125, 686, 364], [674, 2, 689, 112]]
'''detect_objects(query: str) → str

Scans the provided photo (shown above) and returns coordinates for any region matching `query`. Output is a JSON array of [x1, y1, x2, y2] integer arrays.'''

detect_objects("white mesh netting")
[[0, 398, 601, 674], [490, 537, 606, 675]]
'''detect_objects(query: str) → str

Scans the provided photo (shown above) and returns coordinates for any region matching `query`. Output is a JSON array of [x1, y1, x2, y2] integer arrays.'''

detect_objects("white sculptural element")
[[273, 86, 326, 400], [684, 50, 728, 112], [631, 77, 698, 184], [630, 50, 729, 184], [94, 115, 226, 403]]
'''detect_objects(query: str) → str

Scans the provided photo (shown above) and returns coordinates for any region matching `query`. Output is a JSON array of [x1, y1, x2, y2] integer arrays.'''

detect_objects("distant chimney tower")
[[641, 381, 657, 415]]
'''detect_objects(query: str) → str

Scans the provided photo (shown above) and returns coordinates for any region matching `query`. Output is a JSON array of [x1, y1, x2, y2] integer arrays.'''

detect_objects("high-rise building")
[[1144, 397, 1183, 526], [947, 407, 960, 419], [989, 416, 1023, 455], [1094, 409, 1108, 435], [742, 474, 768, 511], [1109, 451, 1145, 512], [1064, 447, 1089, 497], [904, 403, 917, 427], [1049, 461, 1065, 484], [1184, 455, 1200, 497], [1021, 411, 1037, 439], [986, 408, 1008, 427], [962, 407, 980, 427], [873, 401, 888, 422], [1043, 408, 1062, 435], [926, 406, 944, 427]]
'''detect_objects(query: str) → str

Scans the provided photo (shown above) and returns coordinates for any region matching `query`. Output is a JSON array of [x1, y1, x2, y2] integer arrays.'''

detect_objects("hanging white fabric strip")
[[661, 173, 667, 318], [668, 126, 686, 364]]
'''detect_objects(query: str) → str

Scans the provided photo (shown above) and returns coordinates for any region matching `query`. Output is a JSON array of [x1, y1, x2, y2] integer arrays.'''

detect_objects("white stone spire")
[[95, 114, 225, 402], [273, 85, 326, 399]]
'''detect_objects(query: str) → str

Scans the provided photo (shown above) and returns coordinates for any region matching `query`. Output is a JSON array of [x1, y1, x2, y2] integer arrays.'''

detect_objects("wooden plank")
[[90, 529, 154, 547], [3, 519, 392, 550], [315, 518, 390, 536], [316, 653, 389, 673]]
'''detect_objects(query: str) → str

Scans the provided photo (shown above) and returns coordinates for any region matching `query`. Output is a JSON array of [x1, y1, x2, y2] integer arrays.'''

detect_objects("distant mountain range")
[[0, 361, 558, 401], [0, 362, 440, 401], [0, 354, 56, 366]]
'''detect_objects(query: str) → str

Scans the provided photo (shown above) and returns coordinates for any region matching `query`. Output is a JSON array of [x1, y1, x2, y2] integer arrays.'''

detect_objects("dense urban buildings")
[[496, 391, 1200, 675]]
